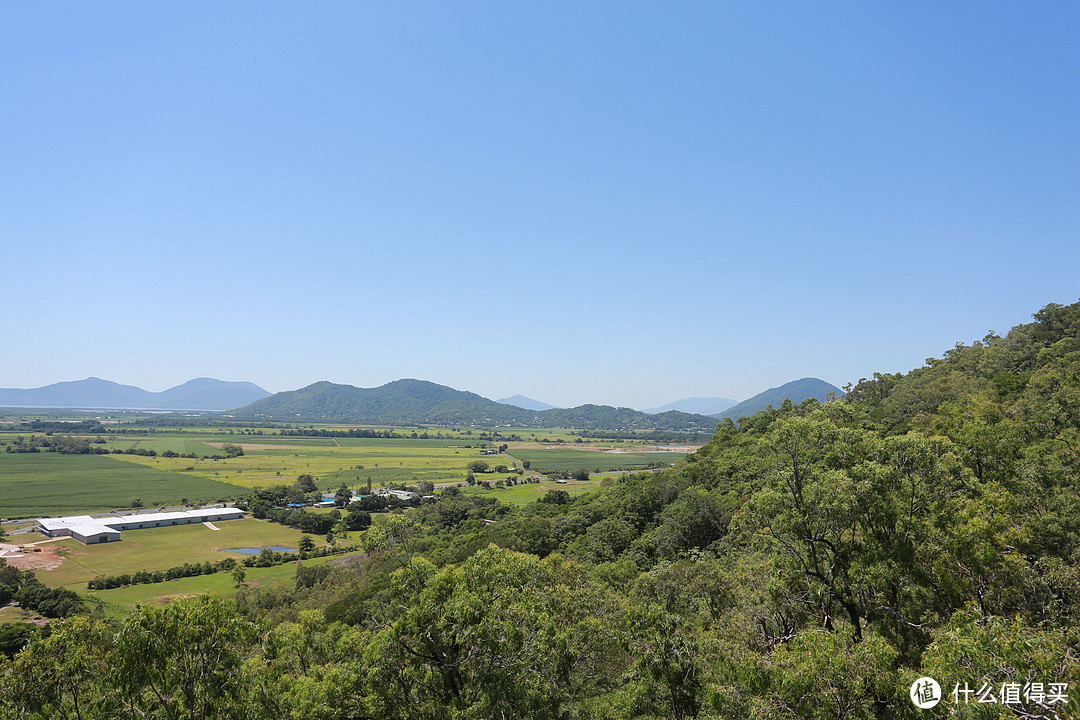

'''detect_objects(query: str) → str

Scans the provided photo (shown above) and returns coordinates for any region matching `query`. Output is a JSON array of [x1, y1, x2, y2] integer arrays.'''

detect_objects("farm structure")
[[36, 507, 245, 544], [372, 488, 419, 501]]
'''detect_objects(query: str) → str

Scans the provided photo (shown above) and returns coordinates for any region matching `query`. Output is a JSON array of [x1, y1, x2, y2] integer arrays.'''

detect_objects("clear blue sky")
[[3, 2, 1077, 409]]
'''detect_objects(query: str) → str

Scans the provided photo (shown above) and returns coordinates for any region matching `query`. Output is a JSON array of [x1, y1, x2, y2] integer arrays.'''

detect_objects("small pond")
[[220, 546, 298, 555]]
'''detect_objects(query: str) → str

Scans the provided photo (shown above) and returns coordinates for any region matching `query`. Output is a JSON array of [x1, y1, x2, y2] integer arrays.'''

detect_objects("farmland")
[[0, 422, 694, 521], [505, 445, 686, 474], [0, 453, 246, 519], [104, 434, 496, 490], [34, 516, 335, 590], [0, 418, 698, 613]]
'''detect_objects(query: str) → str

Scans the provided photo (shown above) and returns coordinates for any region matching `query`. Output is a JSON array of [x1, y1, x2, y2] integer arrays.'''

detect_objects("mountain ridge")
[[643, 396, 738, 415], [496, 394, 560, 411], [714, 377, 843, 419], [231, 379, 719, 432], [0, 377, 271, 411]]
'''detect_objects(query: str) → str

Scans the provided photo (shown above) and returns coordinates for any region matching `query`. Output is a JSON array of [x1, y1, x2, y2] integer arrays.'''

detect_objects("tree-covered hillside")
[[231, 378, 719, 432], [2, 301, 1078, 719]]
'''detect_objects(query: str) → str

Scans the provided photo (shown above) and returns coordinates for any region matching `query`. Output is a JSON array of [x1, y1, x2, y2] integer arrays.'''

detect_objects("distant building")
[[36, 507, 245, 544], [372, 488, 420, 501]]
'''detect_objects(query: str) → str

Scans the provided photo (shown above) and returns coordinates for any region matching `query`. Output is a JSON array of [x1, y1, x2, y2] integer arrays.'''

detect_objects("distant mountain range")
[[496, 394, 561, 411], [714, 378, 843, 420], [0, 377, 271, 411], [0, 375, 844, 429], [231, 379, 718, 432], [643, 397, 738, 415]]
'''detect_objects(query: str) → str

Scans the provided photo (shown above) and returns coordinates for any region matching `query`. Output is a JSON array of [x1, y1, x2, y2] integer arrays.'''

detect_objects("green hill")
[[229, 378, 718, 432]]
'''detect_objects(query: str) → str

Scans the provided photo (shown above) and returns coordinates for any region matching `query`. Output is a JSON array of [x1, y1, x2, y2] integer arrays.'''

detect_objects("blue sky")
[[2, 2, 1077, 409]]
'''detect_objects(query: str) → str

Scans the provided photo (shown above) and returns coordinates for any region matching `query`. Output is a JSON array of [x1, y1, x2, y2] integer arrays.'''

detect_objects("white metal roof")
[[38, 508, 244, 538]]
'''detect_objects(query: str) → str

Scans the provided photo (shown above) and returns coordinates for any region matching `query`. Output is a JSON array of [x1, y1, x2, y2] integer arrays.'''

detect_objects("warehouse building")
[[36, 507, 245, 544]]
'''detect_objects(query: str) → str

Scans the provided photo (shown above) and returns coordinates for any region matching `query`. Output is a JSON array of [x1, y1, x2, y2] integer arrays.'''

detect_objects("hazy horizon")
[[0, 374, 827, 412]]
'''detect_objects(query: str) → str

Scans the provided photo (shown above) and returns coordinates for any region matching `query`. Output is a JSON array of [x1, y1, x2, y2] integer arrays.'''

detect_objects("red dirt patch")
[[1, 544, 64, 571]]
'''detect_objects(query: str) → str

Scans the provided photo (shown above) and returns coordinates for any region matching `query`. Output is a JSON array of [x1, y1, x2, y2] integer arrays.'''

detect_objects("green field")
[[100, 437, 230, 454], [506, 446, 685, 473], [33, 517, 337, 590], [106, 436, 503, 491], [81, 552, 353, 615], [0, 453, 247, 519], [459, 474, 613, 504]]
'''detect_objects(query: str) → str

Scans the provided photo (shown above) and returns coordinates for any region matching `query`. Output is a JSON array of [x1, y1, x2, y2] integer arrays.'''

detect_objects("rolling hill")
[[0, 377, 271, 411], [230, 379, 718, 432]]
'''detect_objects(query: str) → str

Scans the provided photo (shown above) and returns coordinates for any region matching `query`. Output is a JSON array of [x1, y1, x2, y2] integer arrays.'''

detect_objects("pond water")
[[220, 546, 298, 555]]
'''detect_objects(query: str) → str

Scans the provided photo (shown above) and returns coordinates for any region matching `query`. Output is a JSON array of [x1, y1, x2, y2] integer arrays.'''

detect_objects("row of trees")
[[0, 564, 82, 619], [88, 558, 240, 590]]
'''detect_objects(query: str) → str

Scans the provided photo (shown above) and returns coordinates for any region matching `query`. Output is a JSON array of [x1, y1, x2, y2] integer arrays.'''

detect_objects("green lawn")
[[37, 517, 330, 590], [0, 453, 246, 519]]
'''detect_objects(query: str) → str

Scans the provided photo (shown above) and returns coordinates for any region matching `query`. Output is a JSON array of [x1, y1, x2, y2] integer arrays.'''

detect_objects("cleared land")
[[106, 435, 509, 490], [458, 474, 617, 504], [0, 453, 246, 519], [30, 517, 335, 590], [83, 552, 351, 616], [506, 445, 686, 473]]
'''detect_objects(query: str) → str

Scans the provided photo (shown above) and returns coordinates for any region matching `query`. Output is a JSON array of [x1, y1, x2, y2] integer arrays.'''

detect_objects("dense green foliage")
[[0, 563, 83, 619], [2, 301, 1079, 718]]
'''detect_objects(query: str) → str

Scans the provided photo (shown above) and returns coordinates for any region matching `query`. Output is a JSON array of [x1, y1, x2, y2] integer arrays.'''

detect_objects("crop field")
[[100, 437, 232, 455], [506, 445, 686, 473], [32, 517, 333, 590], [106, 436, 505, 491], [0, 453, 246, 519]]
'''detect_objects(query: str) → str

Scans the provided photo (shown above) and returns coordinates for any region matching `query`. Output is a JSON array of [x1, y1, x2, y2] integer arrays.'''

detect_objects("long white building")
[[36, 507, 245, 544]]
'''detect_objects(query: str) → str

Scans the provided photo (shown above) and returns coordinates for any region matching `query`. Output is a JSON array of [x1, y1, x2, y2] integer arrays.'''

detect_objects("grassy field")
[[506, 445, 685, 473], [456, 472, 625, 505], [35, 517, 335, 590], [0, 605, 40, 624], [0, 453, 247, 519], [81, 552, 354, 615], [106, 436, 505, 491], [99, 437, 231, 455]]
